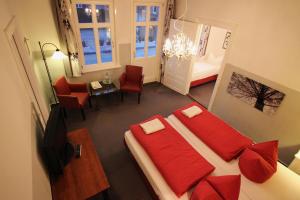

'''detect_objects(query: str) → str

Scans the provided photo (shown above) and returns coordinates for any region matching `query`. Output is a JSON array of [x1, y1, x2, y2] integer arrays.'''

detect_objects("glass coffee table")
[[90, 81, 119, 110]]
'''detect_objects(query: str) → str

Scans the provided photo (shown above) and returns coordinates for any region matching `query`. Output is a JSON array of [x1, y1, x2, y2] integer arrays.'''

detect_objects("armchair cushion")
[[56, 95, 79, 109], [54, 76, 90, 110], [119, 72, 126, 86], [69, 83, 88, 93], [54, 77, 71, 95], [120, 81, 142, 92], [126, 65, 143, 83], [71, 92, 89, 107]]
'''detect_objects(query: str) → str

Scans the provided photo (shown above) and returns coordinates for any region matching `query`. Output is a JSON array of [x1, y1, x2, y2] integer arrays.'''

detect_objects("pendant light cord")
[[174, 0, 188, 32]]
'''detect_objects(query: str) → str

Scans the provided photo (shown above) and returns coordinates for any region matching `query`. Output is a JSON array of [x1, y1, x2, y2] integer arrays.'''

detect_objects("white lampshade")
[[51, 49, 65, 60], [295, 150, 300, 159]]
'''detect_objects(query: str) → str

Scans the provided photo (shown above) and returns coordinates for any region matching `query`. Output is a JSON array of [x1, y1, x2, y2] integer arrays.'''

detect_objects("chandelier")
[[163, 33, 197, 60], [162, 0, 197, 60]]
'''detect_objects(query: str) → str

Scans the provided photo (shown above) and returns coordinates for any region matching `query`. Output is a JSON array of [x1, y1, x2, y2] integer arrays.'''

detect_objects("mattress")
[[191, 61, 220, 81], [125, 116, 300, 200], [124, 118, 248, 200]]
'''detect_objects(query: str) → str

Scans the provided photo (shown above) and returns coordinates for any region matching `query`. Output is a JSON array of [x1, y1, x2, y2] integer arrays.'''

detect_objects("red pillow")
[[190, 175, 241, 200], [239, 140, 278, 183]]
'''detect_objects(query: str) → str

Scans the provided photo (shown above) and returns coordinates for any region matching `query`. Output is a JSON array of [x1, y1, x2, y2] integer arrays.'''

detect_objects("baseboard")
[[143, 75, 159, 83]]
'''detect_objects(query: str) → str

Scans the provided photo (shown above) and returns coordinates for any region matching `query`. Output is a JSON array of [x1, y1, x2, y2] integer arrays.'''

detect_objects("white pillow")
[[182, 106, 203, 118], [140, 118, 165, 134]]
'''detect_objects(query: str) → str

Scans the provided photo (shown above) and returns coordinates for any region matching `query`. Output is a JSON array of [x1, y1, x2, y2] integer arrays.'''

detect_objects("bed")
[[190, 54, 223, 87], [124, 115, 300, 200]]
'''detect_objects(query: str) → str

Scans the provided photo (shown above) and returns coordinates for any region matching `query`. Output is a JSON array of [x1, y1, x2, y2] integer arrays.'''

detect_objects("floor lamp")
[[38, 41, 65, 104]]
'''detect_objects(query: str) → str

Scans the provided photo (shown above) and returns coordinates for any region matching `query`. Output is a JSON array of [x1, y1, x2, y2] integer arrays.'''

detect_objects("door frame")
[[183, 17, 238, 111], [5, 17, 49, 127], [130, 0, 166, 83]]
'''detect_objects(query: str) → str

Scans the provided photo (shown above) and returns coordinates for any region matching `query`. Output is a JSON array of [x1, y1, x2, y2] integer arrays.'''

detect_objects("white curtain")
[[160, 0, 176, 82], [55, 0, 81, 77], [163, 0, 176, 36]]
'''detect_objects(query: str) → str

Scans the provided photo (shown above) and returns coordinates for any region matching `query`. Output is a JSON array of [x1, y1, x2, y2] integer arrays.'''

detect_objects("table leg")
[[102, 189, 109, 200], [93, 96, 100, 111]]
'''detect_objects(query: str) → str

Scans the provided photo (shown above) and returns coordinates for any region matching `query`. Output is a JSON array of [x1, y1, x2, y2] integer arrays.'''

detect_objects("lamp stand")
[[38, 41, 58, 104]]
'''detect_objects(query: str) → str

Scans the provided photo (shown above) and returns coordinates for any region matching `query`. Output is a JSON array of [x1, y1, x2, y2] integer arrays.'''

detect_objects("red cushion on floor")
[[71, 92, 89, 107], [190, 175, 241, 200], [121, 81, 141, 92], [239, 147, 277, 183]]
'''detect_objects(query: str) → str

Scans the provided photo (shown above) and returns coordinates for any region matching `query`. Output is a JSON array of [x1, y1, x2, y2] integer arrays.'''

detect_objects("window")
[[73, 1, 115, 71], [134, 4, 160, 58]]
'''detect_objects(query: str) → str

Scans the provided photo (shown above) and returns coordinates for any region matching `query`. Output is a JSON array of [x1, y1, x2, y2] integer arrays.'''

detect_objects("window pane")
[[80, 28, 97, 65], [148, 26, 158, 57], [99, 28, 112, 63], [96, 5, 110, 23], [150, 6, 159, 21], [136, 6, 147, 22], [76, 4, 92, 23], [136, 26, 146, 58]]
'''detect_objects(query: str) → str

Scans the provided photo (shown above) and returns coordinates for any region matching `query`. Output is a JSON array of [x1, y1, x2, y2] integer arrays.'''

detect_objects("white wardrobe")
[[163, 19, 201, 95]]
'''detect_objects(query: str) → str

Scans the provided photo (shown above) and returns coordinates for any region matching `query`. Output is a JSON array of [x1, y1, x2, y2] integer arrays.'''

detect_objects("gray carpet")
[[65, 83, 193, 200], [188, 81, 216, 108]]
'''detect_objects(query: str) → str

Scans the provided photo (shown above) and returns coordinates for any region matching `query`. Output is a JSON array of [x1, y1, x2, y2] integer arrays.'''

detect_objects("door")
[[131, 2, 165, 83], [5, 17, 49, 126], [163, 19, 201, 95]]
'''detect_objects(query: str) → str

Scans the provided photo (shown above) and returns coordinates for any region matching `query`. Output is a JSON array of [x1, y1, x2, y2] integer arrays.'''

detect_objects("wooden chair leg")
[[63, 107, 67, 118], [138, 93, 141, 104], [88, 97, 92, 108], [80, 108, 86, 120], [121, 92, 124, 102]]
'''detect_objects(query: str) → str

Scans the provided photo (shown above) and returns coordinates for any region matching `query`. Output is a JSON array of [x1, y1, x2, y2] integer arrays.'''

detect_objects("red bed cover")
[[130, 115, 215, 197], [173, 102, 253, 162]]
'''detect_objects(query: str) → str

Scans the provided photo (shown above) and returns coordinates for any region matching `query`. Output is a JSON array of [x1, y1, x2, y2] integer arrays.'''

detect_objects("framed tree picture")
[[227, 72, 285, 115]]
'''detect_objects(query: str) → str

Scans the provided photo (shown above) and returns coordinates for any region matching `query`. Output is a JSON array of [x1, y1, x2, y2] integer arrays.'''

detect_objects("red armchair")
[[53, 76, 91, 120], [119, 65, 144, 104]]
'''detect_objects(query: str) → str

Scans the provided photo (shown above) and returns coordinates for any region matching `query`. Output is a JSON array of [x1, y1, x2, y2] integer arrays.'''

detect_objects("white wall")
[[0, 1, 52, 199], [8, 0, 66, 106], [7, 0, 165, 104], [176, 0, 300, 164], [205, 26, 228, 57], [176, 0, 300, 92]]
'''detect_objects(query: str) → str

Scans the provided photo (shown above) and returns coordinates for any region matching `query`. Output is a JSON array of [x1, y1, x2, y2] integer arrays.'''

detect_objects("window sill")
[[81, 64, 122, 74]]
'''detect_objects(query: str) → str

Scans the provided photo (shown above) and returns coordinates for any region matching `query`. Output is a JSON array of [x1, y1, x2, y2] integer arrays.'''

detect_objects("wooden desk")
[[51, 128, 110, 200]]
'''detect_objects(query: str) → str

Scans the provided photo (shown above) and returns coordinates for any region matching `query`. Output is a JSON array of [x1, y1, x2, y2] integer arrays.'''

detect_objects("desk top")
[[90, 81, 118, 97], [51, 128, 110, 200]]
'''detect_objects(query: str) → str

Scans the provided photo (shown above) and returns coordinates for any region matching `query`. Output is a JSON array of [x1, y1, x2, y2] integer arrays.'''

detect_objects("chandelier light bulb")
[[162, 0, 197, 60], [163, 32, 198, 60]]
